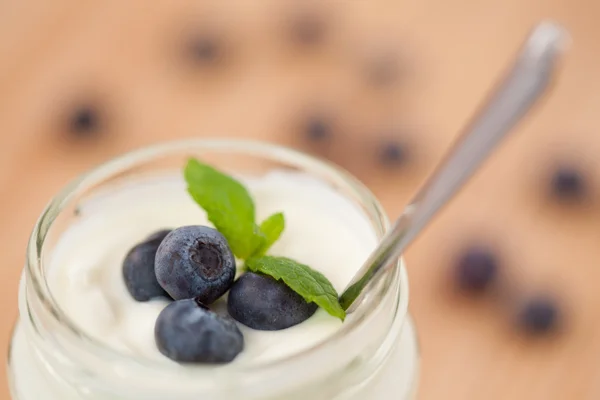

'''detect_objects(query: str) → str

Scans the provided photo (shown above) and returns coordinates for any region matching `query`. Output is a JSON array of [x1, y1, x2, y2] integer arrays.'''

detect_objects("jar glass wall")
[[7, 139, 419, 400]]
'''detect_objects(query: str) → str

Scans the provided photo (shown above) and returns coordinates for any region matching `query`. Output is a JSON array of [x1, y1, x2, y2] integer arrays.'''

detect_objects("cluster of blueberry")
[[453, 246, 559, 336], [301, 113, 409, 169], [452, 165, 587, 337], [123, 225, 317, 364], [60, 6, 408, 165]]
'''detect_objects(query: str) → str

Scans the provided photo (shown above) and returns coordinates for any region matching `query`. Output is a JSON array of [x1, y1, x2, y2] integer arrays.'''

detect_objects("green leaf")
[[254, 212, 285, 256], [184, 158, 263, 259], [246, 256, 346, 321]]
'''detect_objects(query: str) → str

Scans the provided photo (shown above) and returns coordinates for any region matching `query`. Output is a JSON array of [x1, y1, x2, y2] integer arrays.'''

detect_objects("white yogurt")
[[9, 170, 419, 399], [48, 171, 378, 364]]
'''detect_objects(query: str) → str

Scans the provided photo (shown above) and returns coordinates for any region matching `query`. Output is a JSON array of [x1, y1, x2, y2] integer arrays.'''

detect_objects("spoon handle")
[[340, 22, 568, 312]]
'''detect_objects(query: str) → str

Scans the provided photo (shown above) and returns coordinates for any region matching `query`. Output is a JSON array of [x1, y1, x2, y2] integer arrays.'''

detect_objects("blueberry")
[[517, 296, 560, 335], [227, 272, 318, 331], [155, 298, 244, 363], [304, 115, 332, 142], [187, 35, 221, 65], [550, 166, 586, 201], [366, 57, 399, 87], [155, 226, 236, 304], [69, 105, 101, 137], [378, 140, 408, 167], [454, 246, 498, 293], [289, 12, 326, 47], [122, 230, 172, 301]]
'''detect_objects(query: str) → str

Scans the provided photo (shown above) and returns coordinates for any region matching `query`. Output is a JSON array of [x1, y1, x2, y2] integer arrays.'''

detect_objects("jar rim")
[[25, 138, 408, 385]]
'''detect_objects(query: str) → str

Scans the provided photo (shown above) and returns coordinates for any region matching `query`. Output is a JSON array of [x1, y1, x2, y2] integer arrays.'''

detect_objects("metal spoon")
[[339, 22, 568, 313]]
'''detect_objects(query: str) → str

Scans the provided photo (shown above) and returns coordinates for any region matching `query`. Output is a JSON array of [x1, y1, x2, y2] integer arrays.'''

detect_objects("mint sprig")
[[184, 158, 345, 321], [185, 159, 263, 258], [246, 256, 345, 321]]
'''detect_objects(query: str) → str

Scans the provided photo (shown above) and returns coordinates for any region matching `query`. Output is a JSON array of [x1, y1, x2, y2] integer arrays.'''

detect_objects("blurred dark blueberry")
[[378, 140, 408, 166], [69, 105, 100, 137], [155, 298, 244, 363], [155, 226, 236, 304], [122, 230, 172, 302], [366, 57, 399, 87], [228, 272, 318, 331], [517, 296, 560, 335], [454, 247, 498, 293], [550, 166, 586, 201], [186, 35, 222, 65], [303, 115, 332, 142], [289, 12, 326, 46]]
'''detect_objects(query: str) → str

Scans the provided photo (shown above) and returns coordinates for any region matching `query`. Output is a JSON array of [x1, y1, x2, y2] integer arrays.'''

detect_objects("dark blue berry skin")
[[517, 297, 560, 335], [187, 36, 221, 65], [70, 105, 100, 136], [550, 167, 586, 201], [379, 140, 407, 167], [155, 226, 236, 304], [155, 298, 244, 363], [227, 272, 318, 331], [122, 230, 172, 302], [304, 115, 331, 142], [454, 247, 498, 293]]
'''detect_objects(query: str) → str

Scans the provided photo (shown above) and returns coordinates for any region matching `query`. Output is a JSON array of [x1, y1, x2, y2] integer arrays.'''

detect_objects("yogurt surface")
[[48, 170, 378, 365]]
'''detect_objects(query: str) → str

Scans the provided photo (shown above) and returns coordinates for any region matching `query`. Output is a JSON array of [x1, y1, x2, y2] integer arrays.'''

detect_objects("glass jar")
[[7, 139, 420, 400]]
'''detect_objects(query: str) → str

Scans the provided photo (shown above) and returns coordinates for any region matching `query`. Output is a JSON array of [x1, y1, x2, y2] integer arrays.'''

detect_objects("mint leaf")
[[184, 158, 264, 259], [254, 212, 285, 256], [246, 256, 346, 321]]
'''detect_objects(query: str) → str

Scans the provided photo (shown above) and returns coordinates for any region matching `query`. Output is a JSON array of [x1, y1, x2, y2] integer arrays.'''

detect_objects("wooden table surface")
[[2, 1, 600, 399]]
